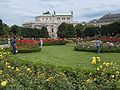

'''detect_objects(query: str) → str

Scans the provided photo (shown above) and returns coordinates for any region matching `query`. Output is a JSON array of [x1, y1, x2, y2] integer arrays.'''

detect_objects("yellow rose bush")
[[0, 48, 120, 90]]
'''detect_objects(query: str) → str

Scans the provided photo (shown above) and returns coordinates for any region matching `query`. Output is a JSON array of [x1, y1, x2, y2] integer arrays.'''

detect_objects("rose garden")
[[0, 19, 120, 90]]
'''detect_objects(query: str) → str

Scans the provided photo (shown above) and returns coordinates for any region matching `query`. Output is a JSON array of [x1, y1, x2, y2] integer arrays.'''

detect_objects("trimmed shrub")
[[75, 40, 120, 53], [0, 49, 120, 90]]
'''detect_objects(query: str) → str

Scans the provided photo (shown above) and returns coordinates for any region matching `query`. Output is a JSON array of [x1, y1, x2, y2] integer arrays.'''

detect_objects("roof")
[[35, 12, 72, 18], [98, 13, 120, 21]]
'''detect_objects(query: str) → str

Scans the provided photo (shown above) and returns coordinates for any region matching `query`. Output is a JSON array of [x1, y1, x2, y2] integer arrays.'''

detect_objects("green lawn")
[[13, 44, 120, 69]]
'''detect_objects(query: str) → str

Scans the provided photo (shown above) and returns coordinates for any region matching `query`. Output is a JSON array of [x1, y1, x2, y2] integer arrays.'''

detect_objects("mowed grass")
[[13, 44, 120, 69]]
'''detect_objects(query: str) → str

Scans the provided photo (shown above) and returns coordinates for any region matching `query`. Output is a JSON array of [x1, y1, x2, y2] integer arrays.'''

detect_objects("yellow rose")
[[46, 77, 54, 81], [7, 66, 11, 69], [94, 78, 97, 81], [1, 80, 8, 86], [92, 57, 96, 60], [27, 68, 31, 71], [0, 70, 3, 75], [106, 63, 110, 67], [97, 68, 100, 71], [103, 62, 106, 65], [100, 65, 102, 68], [96, 57, 100, 61], [5, 62, 10, 66], [16, 67, 20, 72], [91, 59, 96, 64]]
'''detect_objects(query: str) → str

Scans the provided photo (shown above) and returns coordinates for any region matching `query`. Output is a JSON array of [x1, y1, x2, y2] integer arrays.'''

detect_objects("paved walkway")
[[0, 44, 10, 48]]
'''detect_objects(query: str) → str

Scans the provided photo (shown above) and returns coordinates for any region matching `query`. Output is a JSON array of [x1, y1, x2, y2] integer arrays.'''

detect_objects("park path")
[[0, 44, 10, 48]]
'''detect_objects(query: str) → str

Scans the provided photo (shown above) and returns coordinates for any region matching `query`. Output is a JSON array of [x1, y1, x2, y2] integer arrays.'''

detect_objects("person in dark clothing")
[[96, 39, 101, 54], [11, 37, 17, 54]]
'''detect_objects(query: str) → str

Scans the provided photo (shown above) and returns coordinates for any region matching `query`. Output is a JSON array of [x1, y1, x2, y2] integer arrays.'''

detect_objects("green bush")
[[75, 40, 120, 53], [0, 49, 120, 90], [18, 48, 41, 53], [43, 40, 67, 46]]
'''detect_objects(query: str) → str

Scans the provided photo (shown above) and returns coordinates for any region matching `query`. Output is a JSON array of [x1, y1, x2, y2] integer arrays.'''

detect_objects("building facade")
[[87, 13, 120, 26], [22, 11, 78, 38]]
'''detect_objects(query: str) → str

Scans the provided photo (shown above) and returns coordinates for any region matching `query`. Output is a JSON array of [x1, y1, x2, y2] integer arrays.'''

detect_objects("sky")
[[0, 0, 120, 26]]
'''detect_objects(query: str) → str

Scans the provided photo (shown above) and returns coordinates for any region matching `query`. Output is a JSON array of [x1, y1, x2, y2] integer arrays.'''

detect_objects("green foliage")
[[20, 27, 49, 38], [40, 26, 49, 38], [101, 21, 120, 36], [75, 24, 86, 37], [75, 40, 120, 53], [57, 22, 77, 38], [43, 40, 67, 46], [84, 26, 100, 37], [0, 49, 120, 90], [16, 42, 41, 53], [57, 22, 67, 38], [11, 25, 21, 36], [2, 23, 11, 35], [0, 19, 4, 36]]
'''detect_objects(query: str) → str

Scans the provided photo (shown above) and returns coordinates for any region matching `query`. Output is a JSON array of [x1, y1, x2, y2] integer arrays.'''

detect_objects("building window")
[[42, 18, 44, 20], [50, 18, 51, 20], [57, 18, 60, 20], [67, 18, 70, 20], [46, 18, 48, 20], [52, 29, 54, 33]]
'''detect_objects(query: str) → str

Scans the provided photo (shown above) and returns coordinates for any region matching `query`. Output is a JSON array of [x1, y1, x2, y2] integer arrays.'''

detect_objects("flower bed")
[[0, 48, 120, 90], [99, 37, 120, 42], [16, 39, 41, 53], [42, 38, 68, 46], [75, 40, 120, 53]]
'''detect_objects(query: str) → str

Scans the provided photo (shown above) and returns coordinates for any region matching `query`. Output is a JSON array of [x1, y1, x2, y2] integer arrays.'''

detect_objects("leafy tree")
[[40, 26, 49, 38], [3, 23, 11, 35], [84, 26, 100, 37], [57, 22, 67, 38], [66, 24, 77, 38], [11, 25, 21, 36], [0, 19, 4, 36], [109, 21, 120, 36], [100, 25, 109, 36], [57, 22, 76, 38], [75, 24, 86, 37]]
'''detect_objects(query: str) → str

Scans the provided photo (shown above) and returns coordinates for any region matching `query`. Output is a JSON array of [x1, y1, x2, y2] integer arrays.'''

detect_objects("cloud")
[[0, 0, 120, 25]]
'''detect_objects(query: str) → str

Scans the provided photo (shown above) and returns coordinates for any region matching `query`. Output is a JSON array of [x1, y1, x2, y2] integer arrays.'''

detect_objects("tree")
[[57, 22, 77, 38], [75, 24, 85, 37], [66, 24, 77, 38], [40, 26, 49, 38], [11, 25, 21, 36], [0, 19, 4, 36], [3, 23, 11, 35], [109, 21, 120, 36], [100, 25, 109, 36], [57, 22, 67, 38], [84, 26, 100, 37]]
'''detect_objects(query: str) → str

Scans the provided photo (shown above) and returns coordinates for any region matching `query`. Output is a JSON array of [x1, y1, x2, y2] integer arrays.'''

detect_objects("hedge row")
[[0, 49, 120, 90], [74, 46, 120, 53]]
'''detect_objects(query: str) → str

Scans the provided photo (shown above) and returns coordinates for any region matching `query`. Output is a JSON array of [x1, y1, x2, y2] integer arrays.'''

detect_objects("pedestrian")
[[39, 39, 43, 48], [96, 38, 101, 54], [11, 36, 17, 54]]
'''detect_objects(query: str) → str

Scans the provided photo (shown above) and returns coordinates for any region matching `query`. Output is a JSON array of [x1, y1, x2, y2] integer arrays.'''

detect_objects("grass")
[[13, 44, 120, 69]]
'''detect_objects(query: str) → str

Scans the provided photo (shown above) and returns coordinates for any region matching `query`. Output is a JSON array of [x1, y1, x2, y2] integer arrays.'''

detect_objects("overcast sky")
[[0, 0, 120, 26]]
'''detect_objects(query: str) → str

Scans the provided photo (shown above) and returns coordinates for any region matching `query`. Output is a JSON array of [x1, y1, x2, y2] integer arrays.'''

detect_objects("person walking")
[[96, 39, 101, 54], [40, 39, 43, 48], [11, 37, 17, 54]]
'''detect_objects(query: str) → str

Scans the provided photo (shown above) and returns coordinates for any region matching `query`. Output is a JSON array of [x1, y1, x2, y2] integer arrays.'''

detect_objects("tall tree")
[[40, 26, 49, 38], [75, 24, 86, 37], [66, 24, 77, 38], [0, 19, 4, 36], [84, 26, 100, 37], [11, 25, 21, 36], [3, 23, 11, 35], [57, 22, 67, 38]]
